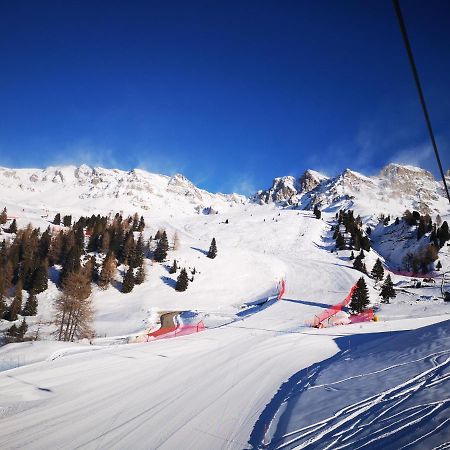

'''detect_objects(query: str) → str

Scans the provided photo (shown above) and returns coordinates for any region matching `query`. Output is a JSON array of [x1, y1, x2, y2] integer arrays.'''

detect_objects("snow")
[[0, 164, 449, 448]]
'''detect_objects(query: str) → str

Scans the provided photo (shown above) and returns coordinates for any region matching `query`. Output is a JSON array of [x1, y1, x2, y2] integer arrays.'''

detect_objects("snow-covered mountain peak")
[[0, 165, 247, 217], [379, 163, 435, 183], [254, 163, 450, 221]]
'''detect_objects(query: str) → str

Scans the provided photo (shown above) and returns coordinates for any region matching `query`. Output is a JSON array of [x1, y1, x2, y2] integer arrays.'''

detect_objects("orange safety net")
[[311, 284, 357, 327]]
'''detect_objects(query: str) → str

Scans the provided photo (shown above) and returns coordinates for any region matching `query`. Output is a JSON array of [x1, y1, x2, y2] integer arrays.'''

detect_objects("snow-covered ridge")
[[254, 163, 450, 221], [0, 165, 247, 216]]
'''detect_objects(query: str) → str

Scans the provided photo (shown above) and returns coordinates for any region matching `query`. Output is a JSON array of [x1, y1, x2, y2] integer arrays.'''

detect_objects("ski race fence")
[[146, 320, 206, 341], [306, 283, 375, 328]]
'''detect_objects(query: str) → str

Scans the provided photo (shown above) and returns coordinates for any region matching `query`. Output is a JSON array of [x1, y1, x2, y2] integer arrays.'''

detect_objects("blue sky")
[[1, 0, 449, 194]]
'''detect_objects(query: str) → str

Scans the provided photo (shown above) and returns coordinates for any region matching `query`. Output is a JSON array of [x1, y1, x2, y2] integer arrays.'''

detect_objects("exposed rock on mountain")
[[255, 163, 450, 221], [254, 170, 327, 206], [0, 165, 246, 216]]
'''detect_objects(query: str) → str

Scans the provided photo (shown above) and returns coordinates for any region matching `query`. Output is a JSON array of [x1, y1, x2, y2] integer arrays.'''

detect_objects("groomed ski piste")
[[1, 192, 449, 449]]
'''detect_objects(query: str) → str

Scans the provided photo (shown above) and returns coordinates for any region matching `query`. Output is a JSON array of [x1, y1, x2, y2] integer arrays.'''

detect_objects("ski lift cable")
[[392, 0, 450, 205]]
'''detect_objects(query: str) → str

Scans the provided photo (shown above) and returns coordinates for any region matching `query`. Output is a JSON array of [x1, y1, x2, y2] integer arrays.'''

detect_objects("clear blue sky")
[[1, 0, 449, 194]]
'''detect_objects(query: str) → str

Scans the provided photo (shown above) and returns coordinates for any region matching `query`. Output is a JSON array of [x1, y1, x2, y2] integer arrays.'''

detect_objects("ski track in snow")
[[259, 321, 450, 450]]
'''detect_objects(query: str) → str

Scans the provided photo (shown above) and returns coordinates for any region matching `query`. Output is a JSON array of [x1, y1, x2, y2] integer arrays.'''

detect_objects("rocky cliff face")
[[253, 170, 327, 206]]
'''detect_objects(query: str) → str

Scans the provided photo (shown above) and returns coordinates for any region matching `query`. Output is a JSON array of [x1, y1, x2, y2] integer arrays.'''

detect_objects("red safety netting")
[[277, 279, 286, 301], [147, 320, 205, 341], [310, 284, 357, 327], [349, 309, 374, 323]]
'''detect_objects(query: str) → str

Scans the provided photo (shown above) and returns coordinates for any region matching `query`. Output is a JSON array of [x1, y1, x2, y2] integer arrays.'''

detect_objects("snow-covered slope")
[[0, 163, 449, 449]]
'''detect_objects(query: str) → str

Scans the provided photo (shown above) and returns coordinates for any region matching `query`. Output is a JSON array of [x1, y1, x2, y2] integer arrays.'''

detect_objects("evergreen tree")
[[135, 263, 146, 285], [5, 280, 23, 321], [122, 266, 135, 293], [23, 292, 38, 316], [8, 219, 17, 234], [207, 238, 217, 259], [38, 227, 52, 259], [438, 221, 449, 248], [175, 268, 189, 292], [350, 251, 355, 260], [7, 324, 18, 342], [313, 205, 321, 219], [98, 251, 117, 289], [18, 317, 28, 339], [353, 255, 367, 273], [132, 213, 140, 231], [31, 259, 48, 294], [359, 249, 365, 259], [380, 274, 396, 303], [335, 232, 345, 250], [132, 234, 144, 268], [371, 258, 384, 281], [0, 207, 7, 224], [350, 277, 370, 313], [137, 215, 145, 232], [59, 246, 81, 286], [154, 231, 169, 262], [100, 229, 111, 253], [169, 259, 178, 274], [53, 213, 61, 225], [436, 260, 442, 270], [63, 215, 72, 227]]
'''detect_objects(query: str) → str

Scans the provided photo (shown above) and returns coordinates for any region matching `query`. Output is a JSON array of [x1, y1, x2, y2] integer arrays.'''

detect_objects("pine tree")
[[336, 232, 345, 250], [436, 260, 442, 270], [23, 292, 38, 316], [63, 215, 72, 227], [359, 249, 365, 259], [175, 268, 189, 292], [53, 213, 61, 225], [371, 258, 384, 282], [380, 274, 396, 303], [8, 219, 17, 234], [350, 251, 355, 260], [135, 263, 146, 285], [18, 318, 28, 339], [98, 251, 117, 289], [6, 280, 23, 321], [350, 277, 370, 313], [122, 266, 135, 293], [207, 238, 217, 259], [353, 255, 367, 273], [439, 221, 449, 248], [7, 324, 18, 342], [169, 259, 178, 274], [100, 229, 111, 253], [154, 231, 169, 262], [132, 234, 144, 268], [38, 227, 52, 259], [137, 215, 145, 232], [313, 205, 321, 219], [0, 207, 7, 225], [31, 259, 48, 294]]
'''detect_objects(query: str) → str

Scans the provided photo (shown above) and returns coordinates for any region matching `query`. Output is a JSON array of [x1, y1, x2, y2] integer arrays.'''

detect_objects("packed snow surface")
[[0, 164, 449, 449]]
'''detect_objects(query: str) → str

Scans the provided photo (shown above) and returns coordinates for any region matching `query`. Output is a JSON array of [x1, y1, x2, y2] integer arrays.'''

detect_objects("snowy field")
[[1, 165, 450, 449]]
